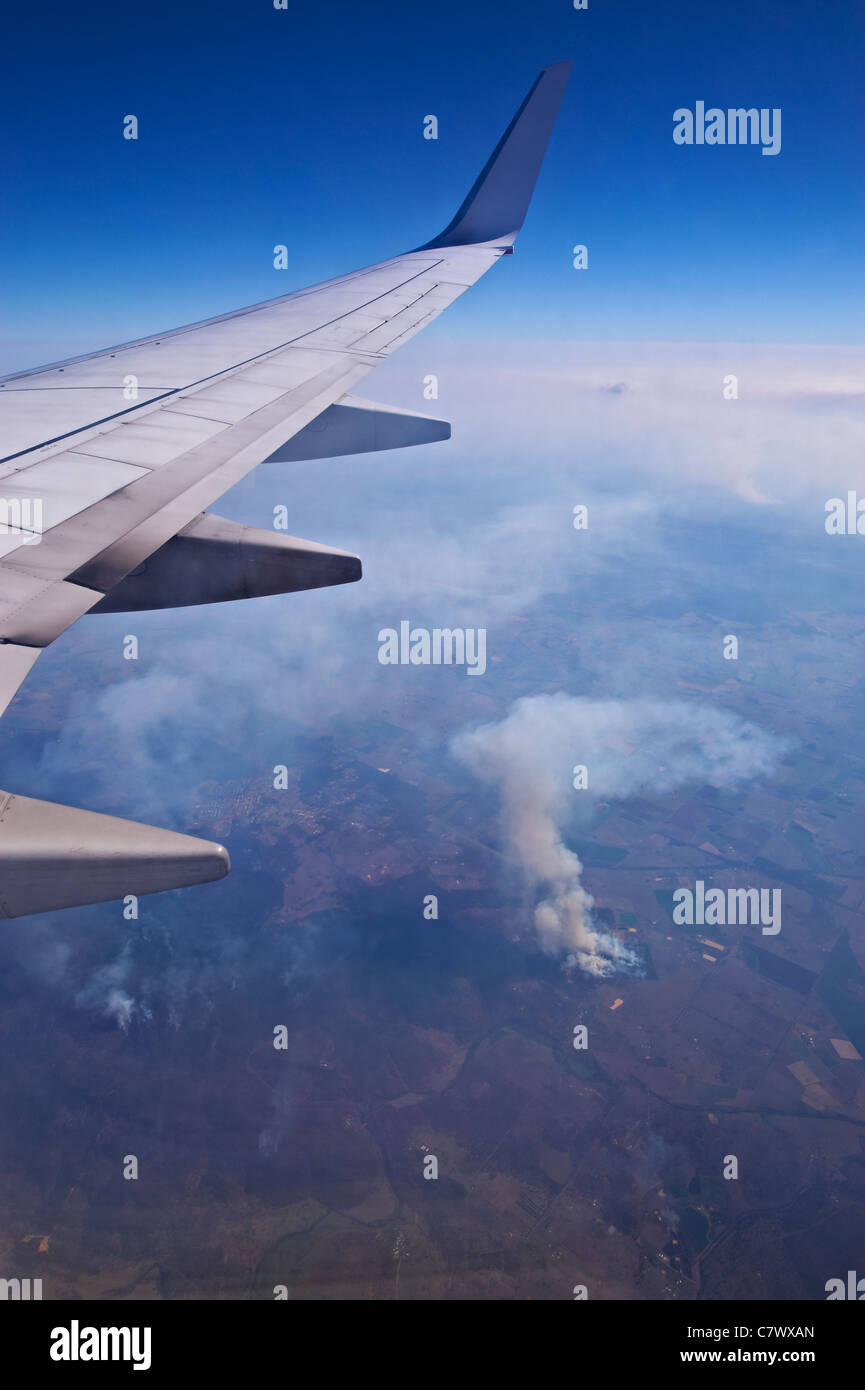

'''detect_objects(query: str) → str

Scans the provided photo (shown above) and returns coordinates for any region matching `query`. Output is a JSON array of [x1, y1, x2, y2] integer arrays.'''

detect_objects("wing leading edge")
[[0, 61, 571, 918]]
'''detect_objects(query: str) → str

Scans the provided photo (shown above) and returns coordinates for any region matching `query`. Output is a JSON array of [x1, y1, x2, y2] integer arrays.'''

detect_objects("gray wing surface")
[[0, 61, 571, 917]]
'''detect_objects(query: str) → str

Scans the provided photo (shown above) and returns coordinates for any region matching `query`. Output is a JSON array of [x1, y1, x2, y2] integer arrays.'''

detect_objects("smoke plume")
[[452, 693, 786, 976]]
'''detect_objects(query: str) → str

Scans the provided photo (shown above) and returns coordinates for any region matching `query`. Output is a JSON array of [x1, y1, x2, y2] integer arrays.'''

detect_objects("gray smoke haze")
[[452, 693, 787, 976], [0, 339, 841, 1018]]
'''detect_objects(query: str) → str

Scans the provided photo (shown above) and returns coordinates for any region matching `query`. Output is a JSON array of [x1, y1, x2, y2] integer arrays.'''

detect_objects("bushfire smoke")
[[452, 693, 785, 976]]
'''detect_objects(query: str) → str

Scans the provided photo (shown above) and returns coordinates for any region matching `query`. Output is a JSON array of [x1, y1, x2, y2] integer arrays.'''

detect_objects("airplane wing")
[[0, 61, 571, 918]]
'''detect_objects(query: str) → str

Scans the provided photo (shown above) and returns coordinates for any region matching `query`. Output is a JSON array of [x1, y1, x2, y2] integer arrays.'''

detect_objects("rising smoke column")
[[452, 693, 786, 976]]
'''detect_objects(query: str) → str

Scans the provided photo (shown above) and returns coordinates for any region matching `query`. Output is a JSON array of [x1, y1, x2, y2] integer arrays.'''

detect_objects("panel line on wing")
[[0, 261, 450, 465]]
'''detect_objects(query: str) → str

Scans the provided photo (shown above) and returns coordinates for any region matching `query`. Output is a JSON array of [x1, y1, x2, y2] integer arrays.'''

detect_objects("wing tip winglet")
[[418, 60, 572, 251]]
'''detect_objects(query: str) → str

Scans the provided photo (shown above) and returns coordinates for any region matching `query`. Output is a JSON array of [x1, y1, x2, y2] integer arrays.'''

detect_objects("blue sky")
[[2, 0, 864, 372]]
